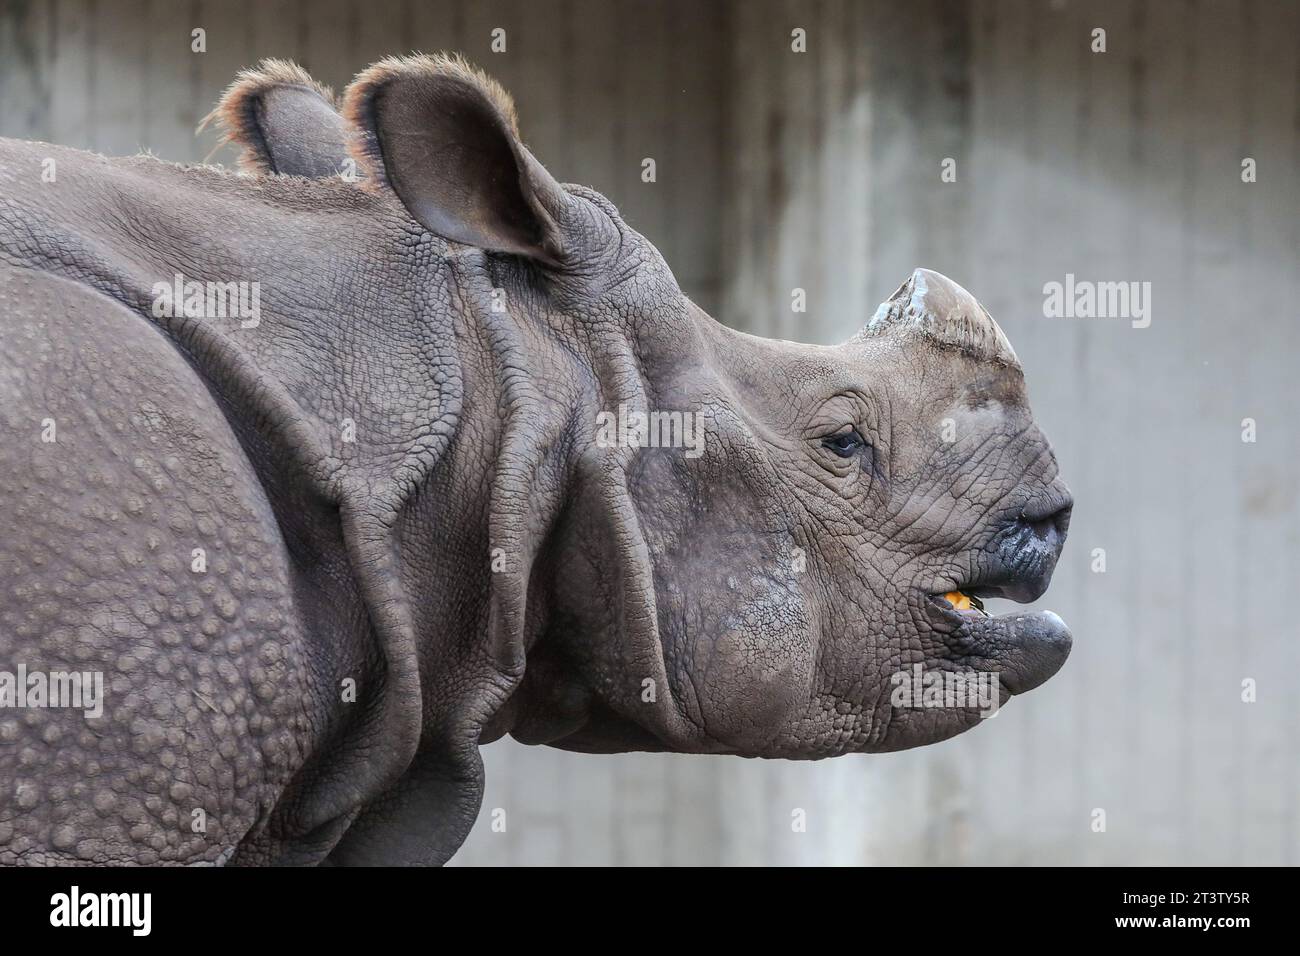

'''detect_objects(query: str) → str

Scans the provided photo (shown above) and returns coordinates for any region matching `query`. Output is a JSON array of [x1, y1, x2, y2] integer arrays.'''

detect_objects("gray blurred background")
[[1, 0, 1295, 865]]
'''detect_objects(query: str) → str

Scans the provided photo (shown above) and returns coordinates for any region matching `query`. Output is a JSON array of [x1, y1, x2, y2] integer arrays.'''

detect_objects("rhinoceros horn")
[[858, 267, 1019, 367]]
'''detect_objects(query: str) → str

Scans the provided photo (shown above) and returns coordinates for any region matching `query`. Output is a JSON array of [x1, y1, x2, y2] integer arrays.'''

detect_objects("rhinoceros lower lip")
[[922, 595, 1074, 693]]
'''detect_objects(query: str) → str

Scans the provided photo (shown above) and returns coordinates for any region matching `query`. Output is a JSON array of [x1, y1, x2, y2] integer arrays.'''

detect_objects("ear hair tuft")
[[200, 58, 338, 174]]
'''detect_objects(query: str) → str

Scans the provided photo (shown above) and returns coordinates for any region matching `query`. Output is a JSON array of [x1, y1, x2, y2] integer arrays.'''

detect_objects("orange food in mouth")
[[942, 591, 972, 611]]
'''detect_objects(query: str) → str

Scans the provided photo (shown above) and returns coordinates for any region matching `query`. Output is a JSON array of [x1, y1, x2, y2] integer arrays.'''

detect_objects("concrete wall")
[[1, 0, 1295, 864]]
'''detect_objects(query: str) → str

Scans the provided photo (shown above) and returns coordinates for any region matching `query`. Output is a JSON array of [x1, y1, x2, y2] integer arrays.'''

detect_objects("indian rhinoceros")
[[0, 55, 1072, 866]]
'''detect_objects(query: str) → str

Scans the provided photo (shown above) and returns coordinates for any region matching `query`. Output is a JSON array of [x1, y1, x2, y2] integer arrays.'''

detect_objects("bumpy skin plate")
[[0, 267, 319, 865]]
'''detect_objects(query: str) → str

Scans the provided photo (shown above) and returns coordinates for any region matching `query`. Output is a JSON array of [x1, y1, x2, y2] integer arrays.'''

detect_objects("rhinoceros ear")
[[202, 59, 356, 179], [343, 54, 568, 265]]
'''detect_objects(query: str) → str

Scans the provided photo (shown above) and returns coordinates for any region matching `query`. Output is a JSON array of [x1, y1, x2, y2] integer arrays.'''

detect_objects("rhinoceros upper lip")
[[939, 536, 1062, 606]]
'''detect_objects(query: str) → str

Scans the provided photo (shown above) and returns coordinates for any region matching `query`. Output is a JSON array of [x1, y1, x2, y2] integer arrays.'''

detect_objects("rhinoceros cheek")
[[687, 624, 816, 752]]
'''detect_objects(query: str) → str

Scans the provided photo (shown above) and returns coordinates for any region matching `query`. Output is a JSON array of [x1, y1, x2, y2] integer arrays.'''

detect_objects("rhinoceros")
[[0, 55, 1072, 866]]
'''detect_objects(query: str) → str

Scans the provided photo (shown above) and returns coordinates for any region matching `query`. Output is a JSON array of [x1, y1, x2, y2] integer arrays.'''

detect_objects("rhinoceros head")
[[210, 58, 1073, 858], [504, 266, 1076, 757]]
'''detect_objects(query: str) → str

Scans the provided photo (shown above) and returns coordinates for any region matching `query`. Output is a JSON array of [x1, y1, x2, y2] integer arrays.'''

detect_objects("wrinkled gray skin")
[[0, 56, 1072, 866]]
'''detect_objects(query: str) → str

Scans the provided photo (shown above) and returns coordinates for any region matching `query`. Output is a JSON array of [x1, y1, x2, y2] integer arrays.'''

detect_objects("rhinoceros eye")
[[823, 427, 866, 458]]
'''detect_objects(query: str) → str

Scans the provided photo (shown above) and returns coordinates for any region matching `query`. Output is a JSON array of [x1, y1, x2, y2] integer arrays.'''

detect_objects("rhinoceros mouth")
[[933, 589, 986, 615], [924, 589, 990, 633]]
